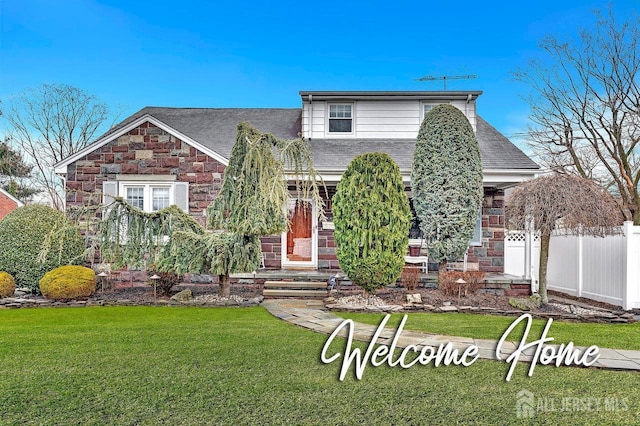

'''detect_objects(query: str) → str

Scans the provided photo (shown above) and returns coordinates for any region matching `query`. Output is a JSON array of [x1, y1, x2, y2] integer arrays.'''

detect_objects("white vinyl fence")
[[504, 230, 540, 279], [505, 222, 640, 310]]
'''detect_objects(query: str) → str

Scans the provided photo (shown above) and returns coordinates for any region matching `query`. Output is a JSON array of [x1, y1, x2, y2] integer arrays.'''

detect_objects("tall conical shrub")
[[411, 104, 483, 271], [333, 152, 411, 293]]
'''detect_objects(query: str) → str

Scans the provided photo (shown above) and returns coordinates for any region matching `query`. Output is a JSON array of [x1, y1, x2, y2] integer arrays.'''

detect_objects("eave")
[[53, 114, 230, 174]]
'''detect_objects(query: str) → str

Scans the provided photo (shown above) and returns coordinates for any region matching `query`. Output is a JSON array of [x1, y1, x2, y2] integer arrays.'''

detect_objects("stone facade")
[[0, 191, 20, 221], [63, 120, 507, 275], [65, 121, 224, 225], [467, 188, 505, 273], [259, 188, 505, 273]]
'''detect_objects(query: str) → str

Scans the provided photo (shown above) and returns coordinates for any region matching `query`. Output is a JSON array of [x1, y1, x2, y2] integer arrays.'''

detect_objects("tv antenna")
[[415, 74, 477, 91]]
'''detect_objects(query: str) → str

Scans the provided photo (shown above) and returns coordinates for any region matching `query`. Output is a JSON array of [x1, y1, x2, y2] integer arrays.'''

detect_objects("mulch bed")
[[332, 285, 552, 312]]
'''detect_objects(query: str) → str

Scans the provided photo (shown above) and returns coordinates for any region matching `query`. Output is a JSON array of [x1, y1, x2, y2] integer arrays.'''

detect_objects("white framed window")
[[422, 102, 445, 118], [121, 183, 174, 213], [328, 103, 353, 133]]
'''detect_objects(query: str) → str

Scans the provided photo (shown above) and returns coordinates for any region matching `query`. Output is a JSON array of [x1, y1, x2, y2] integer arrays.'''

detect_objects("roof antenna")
[[415, 74, 477, 91]]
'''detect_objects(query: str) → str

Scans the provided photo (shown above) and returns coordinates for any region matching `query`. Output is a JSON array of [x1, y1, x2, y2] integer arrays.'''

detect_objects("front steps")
[[262, 280, 328, 300]]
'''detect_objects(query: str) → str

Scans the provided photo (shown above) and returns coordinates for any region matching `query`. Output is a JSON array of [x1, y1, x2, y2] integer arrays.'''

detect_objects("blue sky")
[[1, 0, 637, 146]]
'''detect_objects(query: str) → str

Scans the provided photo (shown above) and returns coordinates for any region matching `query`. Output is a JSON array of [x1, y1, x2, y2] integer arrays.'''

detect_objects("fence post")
[[623, 221, 636, 310], [577, 233, 583, 298]]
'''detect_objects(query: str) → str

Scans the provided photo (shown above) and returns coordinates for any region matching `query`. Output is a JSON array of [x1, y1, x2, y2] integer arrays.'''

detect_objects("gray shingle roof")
[[308, 117, 538, 171], [107, 107, 302, 160], [98, 106, 538, 171]]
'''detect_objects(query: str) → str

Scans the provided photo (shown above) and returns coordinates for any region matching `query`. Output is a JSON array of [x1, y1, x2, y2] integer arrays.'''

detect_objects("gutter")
[[308, 94, 312, 140]]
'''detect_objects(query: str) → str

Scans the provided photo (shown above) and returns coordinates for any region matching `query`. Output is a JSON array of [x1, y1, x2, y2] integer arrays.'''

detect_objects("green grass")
[[0, 306, 637, 425], [338, 311, 640, 350]]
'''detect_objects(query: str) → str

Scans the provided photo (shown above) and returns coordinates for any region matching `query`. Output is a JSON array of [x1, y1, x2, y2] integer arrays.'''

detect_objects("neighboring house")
[[0, 188, 24, 221], [54, 91, 539, 273]]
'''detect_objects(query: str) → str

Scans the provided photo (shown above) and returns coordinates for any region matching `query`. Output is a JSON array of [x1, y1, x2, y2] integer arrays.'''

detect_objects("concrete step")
[[263, 289, 328, 298], [264, 281, 327, 289]]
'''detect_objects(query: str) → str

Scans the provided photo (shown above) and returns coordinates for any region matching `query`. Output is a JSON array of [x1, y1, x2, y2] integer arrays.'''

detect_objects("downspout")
[[308, 94, 313, 140], [465, 93, 472, 127]]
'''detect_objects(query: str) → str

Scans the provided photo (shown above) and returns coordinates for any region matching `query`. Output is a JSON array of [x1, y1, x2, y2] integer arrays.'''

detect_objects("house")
[[0, 187, 24, 221], [54, 91, 539, 274]]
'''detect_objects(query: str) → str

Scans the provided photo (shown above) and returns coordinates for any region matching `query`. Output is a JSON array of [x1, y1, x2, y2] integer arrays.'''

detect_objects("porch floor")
[[230, 270, 532, 286]]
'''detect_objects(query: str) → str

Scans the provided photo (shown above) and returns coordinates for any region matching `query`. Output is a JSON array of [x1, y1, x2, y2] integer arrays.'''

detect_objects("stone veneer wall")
[[467, 188, 505, 273], [259, 188, 506, 273], [65, 121, 225, 225]]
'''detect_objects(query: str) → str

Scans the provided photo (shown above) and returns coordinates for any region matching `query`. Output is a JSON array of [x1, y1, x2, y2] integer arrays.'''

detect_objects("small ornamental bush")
[[439, 270, 485, 297], [400, 266, 421, 291], [0, 272, 16, 298], [39, 265, 96, 300], [147, 268, 182, 296], [333, 152, 411, 293], [0, 205, 85, 293]]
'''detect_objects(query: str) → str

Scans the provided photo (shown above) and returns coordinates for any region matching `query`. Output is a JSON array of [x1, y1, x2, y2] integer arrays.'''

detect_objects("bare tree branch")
[[3, 84, 113, 209], [514, 8, 640, 223]]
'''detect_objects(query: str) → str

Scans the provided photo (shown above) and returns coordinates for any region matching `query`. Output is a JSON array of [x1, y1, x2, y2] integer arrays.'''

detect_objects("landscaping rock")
[[509, 297, 533, 311], [406, 293, 422, 304], [170, 289, 193, 302]]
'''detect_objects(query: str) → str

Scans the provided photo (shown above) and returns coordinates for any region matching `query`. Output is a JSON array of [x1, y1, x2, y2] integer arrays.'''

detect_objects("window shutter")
[[102, 181, 118, 204], [174, 182, 189, 213]]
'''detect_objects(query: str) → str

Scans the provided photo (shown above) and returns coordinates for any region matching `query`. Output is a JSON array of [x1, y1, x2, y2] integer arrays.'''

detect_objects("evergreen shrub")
[[0, 271, 15, 298], [411, 104, 483, 270], [39, 265, 96, 300], [0, 205, 85, 293], [333, 152, 411, 293]]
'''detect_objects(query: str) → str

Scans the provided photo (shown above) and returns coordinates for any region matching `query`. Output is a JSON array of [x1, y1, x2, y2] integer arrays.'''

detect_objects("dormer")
[[299, 91, 481, 140]]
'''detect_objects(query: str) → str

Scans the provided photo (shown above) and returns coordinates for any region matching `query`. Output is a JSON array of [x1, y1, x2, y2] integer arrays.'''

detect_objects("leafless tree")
[[513, 9, 640, 223], [506, 174, 622, 303], [3, 84, 112, 209]]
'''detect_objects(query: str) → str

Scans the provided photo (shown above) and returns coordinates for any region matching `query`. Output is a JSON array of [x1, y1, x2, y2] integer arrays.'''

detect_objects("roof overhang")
[[299, 91, 482, 102], [307, 168, 538, 188], [53, 114, 230, 174]]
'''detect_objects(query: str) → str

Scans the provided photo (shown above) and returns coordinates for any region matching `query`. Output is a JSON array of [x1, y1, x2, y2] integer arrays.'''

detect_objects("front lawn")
[[338, 311, 640, 350], [0, 306, 638, 425]]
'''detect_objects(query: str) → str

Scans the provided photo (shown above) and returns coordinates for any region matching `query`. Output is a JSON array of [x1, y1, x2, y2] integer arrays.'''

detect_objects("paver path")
[[262, 299, 640, 371]]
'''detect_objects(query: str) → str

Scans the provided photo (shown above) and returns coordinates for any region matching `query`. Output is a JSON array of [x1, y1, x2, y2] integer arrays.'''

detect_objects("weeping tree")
[[333, 152, 411, 293], [411, 104, 483, 273], [505, 174, 622, 303], [100, 122, 324, 296]]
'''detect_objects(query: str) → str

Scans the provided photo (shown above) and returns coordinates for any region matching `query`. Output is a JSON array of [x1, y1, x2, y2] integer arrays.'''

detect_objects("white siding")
[[356, 101, 419, 138], [303, 98, 477, 139]]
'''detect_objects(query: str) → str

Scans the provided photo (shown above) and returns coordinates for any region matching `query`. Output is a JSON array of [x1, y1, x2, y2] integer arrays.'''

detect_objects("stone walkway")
[[262, 299, 640, 372]]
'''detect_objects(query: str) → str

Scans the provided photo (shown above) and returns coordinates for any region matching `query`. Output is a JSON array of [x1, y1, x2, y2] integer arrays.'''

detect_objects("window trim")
[[421, 101, 447, 122], [326, 102, 355, 136], [119, 182, 174, 213]]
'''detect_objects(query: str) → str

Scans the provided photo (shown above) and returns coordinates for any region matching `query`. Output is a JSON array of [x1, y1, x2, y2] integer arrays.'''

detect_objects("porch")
[[230, 270, 532, 299]]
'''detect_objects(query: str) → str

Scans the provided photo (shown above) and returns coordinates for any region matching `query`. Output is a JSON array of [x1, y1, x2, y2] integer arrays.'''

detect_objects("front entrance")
[[281, 199, 317, 269]]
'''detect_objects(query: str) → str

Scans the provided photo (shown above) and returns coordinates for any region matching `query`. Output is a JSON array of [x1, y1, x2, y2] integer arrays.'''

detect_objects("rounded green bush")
[[0, 205, 85, 293], [333, 152, 411, 293], [0, 271, 16, 298], [39, 265, 96, 300]]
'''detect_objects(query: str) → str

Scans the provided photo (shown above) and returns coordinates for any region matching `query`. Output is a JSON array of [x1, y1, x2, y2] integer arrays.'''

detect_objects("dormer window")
[[328, 103, 353, 133], [423, 103, 443, 116]]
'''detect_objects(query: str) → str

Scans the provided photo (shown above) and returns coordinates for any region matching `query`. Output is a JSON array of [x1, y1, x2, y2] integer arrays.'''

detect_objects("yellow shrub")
[[0, 271, 15, 298], [39, 266, 96, 300]]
